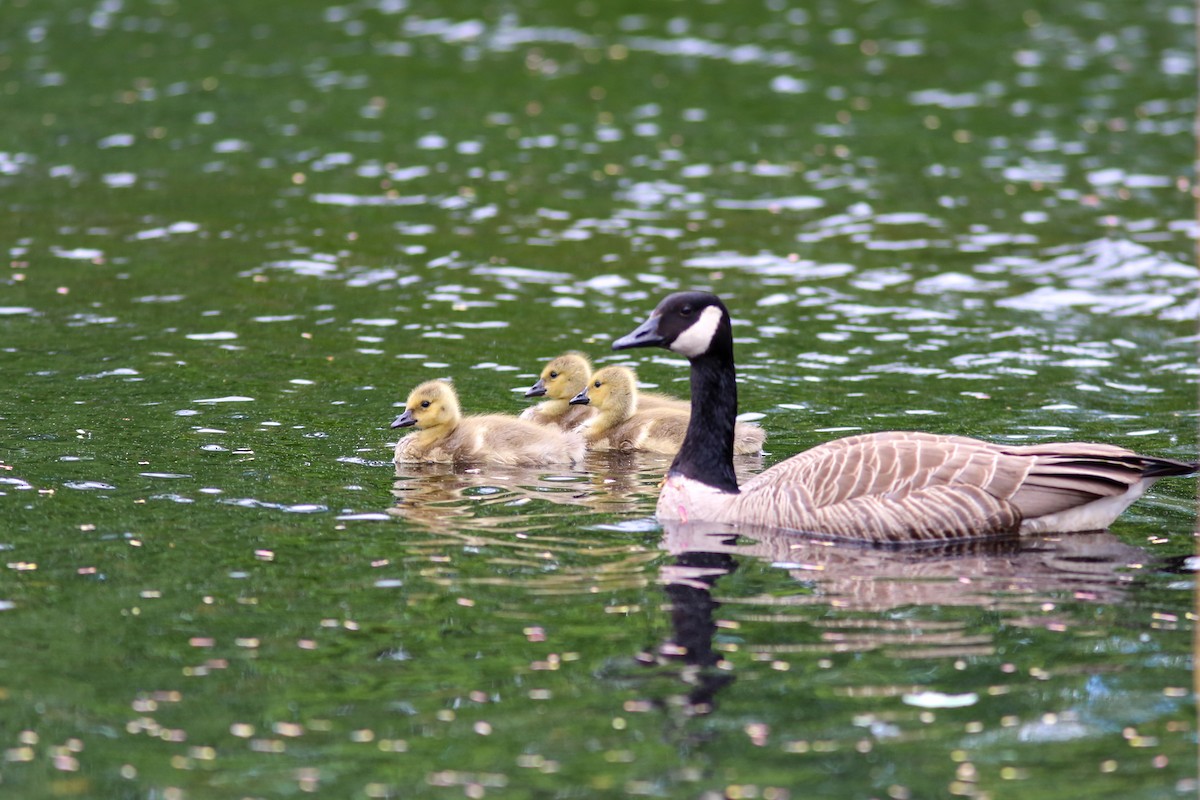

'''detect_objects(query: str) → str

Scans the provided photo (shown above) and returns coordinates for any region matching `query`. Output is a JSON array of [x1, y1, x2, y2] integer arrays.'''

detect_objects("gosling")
[[520, 352, 598, 430], [392, 380, 585, 466], [570, 365, 765, 455], [521, 352, 693, 430]]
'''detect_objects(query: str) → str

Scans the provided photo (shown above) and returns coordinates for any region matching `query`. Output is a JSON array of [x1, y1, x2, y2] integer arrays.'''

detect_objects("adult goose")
[[612, 291, 1197, 544]]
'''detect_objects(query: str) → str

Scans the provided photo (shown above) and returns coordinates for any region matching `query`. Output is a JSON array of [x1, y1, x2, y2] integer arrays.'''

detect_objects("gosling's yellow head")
[[391, 380, 461, 430], [525, 352, 592, 401], [569, 365, 637, 412]]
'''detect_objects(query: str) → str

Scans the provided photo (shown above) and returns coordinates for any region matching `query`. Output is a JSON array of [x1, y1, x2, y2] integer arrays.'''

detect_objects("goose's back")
[[724, 431, 1182, 542], [743, 432, 1029, 504]]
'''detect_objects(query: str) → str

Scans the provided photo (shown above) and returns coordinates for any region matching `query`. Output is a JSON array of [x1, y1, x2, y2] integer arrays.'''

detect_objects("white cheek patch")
[[669, 305, 723, 358]]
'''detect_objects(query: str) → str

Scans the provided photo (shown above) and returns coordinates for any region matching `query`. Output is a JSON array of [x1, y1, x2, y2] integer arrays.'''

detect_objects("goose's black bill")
[[390, 410, 416, 429], [612, 313, 663, 351]]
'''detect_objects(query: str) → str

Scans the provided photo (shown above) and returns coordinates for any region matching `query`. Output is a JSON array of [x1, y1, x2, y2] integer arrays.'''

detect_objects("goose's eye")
[[420, 400, 431, 408], [549, 371, 558, 379], [679, 304, 694, 317], [594, 380, 602, 388]]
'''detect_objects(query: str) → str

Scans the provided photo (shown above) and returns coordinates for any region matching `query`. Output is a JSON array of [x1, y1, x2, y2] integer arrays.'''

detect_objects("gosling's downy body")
[[392, 380, 584, 466], [570, 366, 691, 454], [520, 352, 691, 429], [612, 291, 1197, 544], [571, 365, 765, 455]]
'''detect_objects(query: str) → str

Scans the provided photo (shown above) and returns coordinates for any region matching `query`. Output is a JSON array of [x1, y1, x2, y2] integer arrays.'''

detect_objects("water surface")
[[0, 1, 1195, 798]]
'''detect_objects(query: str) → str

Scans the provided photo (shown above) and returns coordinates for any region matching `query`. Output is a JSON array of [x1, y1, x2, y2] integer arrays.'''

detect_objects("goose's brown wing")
[[1001, 441, 1193, 517], [734, 482, 1022, 542], [735, 432, 1031, 541], [743, 432, 1029, 503], [734, 432, 1193, 541]]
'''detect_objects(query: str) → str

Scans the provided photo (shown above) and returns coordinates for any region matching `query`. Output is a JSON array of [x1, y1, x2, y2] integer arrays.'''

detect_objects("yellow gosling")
[[520, 352, 596, 430], [521, 352, 696, 429], [570, 365, 764, 455], [392, 380, 584, 466]]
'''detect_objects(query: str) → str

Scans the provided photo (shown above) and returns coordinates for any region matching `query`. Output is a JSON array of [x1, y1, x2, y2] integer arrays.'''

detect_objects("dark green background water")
[[0, 1, 1195, 798]]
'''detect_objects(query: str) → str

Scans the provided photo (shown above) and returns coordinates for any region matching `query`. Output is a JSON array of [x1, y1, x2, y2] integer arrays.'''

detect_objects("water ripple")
[[63, 481, 116, 490]]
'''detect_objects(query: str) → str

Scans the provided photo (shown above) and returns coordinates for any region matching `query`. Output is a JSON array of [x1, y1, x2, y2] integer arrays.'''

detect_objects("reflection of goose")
[[614, 292, 1197, 543], [661, 521, 1151, 613], [391, 379, 584, 466], [642, 520, 1161, 714], [640, 547, 738, 715]]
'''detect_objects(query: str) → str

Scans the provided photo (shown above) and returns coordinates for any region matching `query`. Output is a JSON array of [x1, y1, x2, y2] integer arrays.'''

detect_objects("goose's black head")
[[611, 291, 732, 360]]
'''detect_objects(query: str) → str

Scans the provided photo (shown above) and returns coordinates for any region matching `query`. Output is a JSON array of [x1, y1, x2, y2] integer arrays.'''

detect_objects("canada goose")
[[612, 291, 1197, 543], [570, 365, 766, 455], [391, 380, 584, 466], [521, 352, 691, 429]]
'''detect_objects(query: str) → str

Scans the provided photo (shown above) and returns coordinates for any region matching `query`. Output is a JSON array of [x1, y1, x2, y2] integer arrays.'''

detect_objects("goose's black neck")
[[669, 338, 740, 493]]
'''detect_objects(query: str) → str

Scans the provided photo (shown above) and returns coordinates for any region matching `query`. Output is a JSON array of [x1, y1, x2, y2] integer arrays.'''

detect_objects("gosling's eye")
[[549, 371, 558, 379], [421, 400, 431, 408], [679, 304, 694, 317], [593, 380, 602, 388]]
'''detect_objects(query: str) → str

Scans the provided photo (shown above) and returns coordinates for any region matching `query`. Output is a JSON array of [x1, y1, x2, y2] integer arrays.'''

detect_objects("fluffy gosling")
[[521, 352, 693, 430], [393, 379, 584, 466], [570, 365, 765, 455]]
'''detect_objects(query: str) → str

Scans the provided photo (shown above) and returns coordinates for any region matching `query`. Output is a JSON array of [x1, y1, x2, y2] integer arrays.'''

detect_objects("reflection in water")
[[663, 522, 1150, 613], [384, 453, 763, 598], [648, 547, 739, 715], [388, 452, 764, 532], [3, 1, 1194, 796], [384, 453, 674, 598], [648, 521, 1155, 713], [387, 452, 657, 529]]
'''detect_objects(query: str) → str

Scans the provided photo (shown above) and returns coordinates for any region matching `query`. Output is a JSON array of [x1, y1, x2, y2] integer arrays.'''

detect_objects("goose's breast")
[[657, 474, 739, 523]]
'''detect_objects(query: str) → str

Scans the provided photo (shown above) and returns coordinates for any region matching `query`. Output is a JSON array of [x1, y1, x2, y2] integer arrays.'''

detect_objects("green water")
[[1, 0, 1196, 798]]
